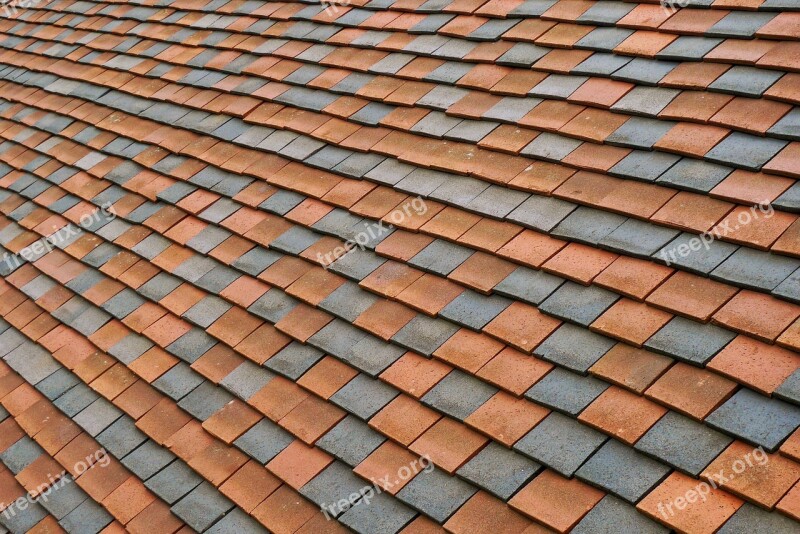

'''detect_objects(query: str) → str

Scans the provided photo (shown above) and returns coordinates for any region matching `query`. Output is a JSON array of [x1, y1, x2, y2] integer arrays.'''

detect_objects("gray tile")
[[636, 411, 733, 476], [600, 218, 680, 258], [769, 108, 800, 141], [319, 280, 379, 321], [145, 460, 203, 504], [718, 503, 800, 534], [397, 467, 476, 523], [534, 323, 615, 374], [706, 389, 800, 452], [655, 232, 738, 275], [521, 132, 581, 162], [178, 381, 234, 421], [776, 368, 800, 405], [1, 436, 42, 473], [611, 86, 680, 116], [331, 373, 399, 420], [422, 370, 498, 420], [58, 499, 111, 534], [300, 461, 371, 516], [552, 206, 627, 245], [234, 418, 293, 464], [317, 415, 386, 467], [494, 266, 564, 306], [713, 247, 800, 291], [152, 363, 203, 401], [456, 442, 540, 500], [440, 290, 511, 330], [166, 328, 218, 364], [576, 439, 670, 502], [507, 194, 577, 232], [572, 495, 669, 534], [496, 42, 549, 67], [606, 117, 675, 149], [220, 360, 274, 401], [172, 481, 234, 531], [121, 439, 177, 481], [339, 491, 417, 534], [610, 150, 681, 182], [39, 477, 87, 519], [232, 247, 282, 276], [539, 281, 619, 326], [54, 383, 98, 418], [464, 184, 528, 218], [265, 341, 325, 380], [614, 58, 678, 85], [530, 74, 588, 99], [96, 416, 147, 458], [108, 334, 153, 365], [391, 314, 459, 356], [644, 316, 736, 365], [657, 36, 723, 61], [181, 296, 233, 330], [514, 412, 607, 477], [576, 27, 633, 50], [408, 239, 473, 276], [574, 53, 633, 76], [248, 288, 299, 323], [708, 12, 777, 38], [73, 398, 123, 436], [207, 507, 267, 534], [525, 367, 609, 416], [706, 132, 787, 171]]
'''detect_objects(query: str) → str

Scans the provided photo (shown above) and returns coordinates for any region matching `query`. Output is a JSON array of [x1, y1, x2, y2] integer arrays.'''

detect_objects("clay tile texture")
[[0, 0, 799, 533]]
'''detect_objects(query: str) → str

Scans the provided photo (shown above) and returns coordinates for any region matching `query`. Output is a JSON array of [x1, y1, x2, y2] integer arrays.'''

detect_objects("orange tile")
[[702, 440, 800, 509], [645, 363, 737, 420], [202, 399, 262, 444], [651, 191, 733, 233], [369, 394, 441, 446], [354, 441, 419, 494], [279, 395, 345, 444], [497, 229, 565, 267], [708, 335, 800, 395], [102, 478, 156, 525], [589, 343, 672, 394], [250, 376, 309, 421], [542, 242, 617, 285], [713, 206, 797, 250], [448, 251, 517, 294], [637, 472, 742, 534], [434, 329, 504, 373], [484, 302, 561, 354], [445, 491, 534, 534], [354, 299, 417, 340], [380, 352, 451, 399], [219, 459, 281, 512], [476, 347, 553, 396], [409, 418, 488, 473], [297, 356, 359, 400], [591, 299, 672, 347], [579, 386, 667, 444], [646, 271, 738, 322], [266, 440, 333, 490], [594, 256, 673, 301], [252, 485, 318, 533], [509, 470, 604, 533], [396, 274, 464, 315], [713, 290, 800, 343], [654, 123, 730, 159], [360, 262, 424, 298], [465, 392, 548, 447], [274, 304, 332, 342], [778, 482, 800, 521]]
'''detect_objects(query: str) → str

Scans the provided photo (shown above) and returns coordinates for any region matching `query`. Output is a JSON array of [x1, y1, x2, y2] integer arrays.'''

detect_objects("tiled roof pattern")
[[0, 0, 799, 533]]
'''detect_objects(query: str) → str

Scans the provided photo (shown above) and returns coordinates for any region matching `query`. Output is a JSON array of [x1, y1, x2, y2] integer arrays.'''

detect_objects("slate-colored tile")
[[122, 439, 177, 481], [539, 281, 619, 327], [507, 195, 577, 232], [644, 316, 736, 365], [635, 411, 733, 476], [152, 363, 204, 401], [220, 360, 274, 402], [331, 373, 399, 420], [234, 418, 294, 464], [572, 495, 669, 534], [145, 460, 203, 505], [706, 389, 800, 452], [339, 491, 417, 534], [514, 412, 607, 477], [96, 416, 147, 458], [178, 380, 234, 421], [422, 370, 498, 420], [525, 367, 609, 416], [600, 218, 680, 258], [552, 206, 627, 246], [172, 481, 234, 531], [456, 442, 540, 500], [534, 323, 615, 374], [266, 341, 325, 380], [712, 247, 799, 291], [654, 232, 738, 275], [440, 290, 512, 330], [166, 328, 218, 364], [58, 499, 112, 534], [575, 439, 670, 503], [718, 503, 800, 534], [317, 415, 386, 467], [396, 467, 476, 523], [391, 314, 459, 357]]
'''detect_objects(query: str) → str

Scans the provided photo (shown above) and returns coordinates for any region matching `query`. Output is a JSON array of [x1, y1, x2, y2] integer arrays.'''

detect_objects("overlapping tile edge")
[[0, 0, 800, 533]]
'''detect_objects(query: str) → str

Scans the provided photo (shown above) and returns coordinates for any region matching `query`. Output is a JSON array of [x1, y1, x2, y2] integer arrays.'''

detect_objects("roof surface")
[[0, 0, 799, 533]]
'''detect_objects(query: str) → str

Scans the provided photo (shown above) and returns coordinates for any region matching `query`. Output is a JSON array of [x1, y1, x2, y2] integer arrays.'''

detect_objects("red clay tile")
[[409, 417, 488, 474], [594, 256, 673, 301], [646, 271, 738, 322], [380, 352, 451, 399], [645, 363, 737, 420], [591, 299, 672, 347], [579, 385, 667, 444], [354, 299, 417, 340], [542, 242, 618, 285], [701, 440, 800, 509], [297, 356, 359, 400], [589, 343, 672, 394], [637, 472, 742, 534], [509, 470, 604, 533], [708, 335, 800, 395], [465, 392, 548, 447], [476, 347, 553, 396], [354, 441, 420, 495], [370, 395, 441, 446], [484, 302, 561, 353], [445, 491, 534, 534], [266, 440, 333, 489], [220, 459, 281, 512], [713, 290, 800, 342]]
